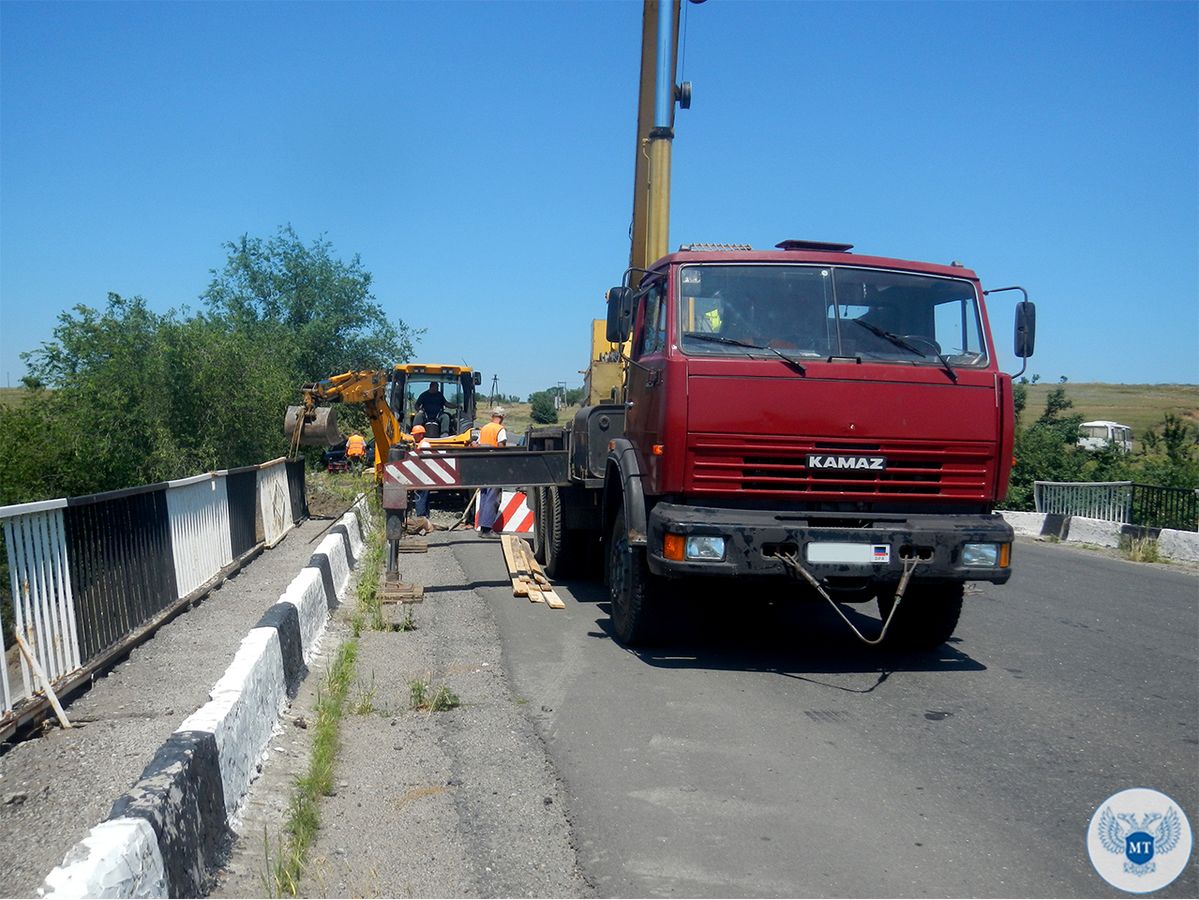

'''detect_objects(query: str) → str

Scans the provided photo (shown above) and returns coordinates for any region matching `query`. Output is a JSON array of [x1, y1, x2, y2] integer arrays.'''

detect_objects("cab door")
[[624, 279, 669, 492]]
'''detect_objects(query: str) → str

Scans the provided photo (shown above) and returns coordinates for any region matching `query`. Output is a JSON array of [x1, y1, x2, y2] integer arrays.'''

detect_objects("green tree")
[[530, 392, 557, 424], [1, 227, 419, 506], [202, 225, 420, 378], [1003, 386, 1084, 510]]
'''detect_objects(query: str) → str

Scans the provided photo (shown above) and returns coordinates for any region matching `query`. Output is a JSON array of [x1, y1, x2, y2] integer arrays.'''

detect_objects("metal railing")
[[0, 457, 306, 727], [1130, 483, 1199, 532], [1033, 480, 1198, 532], [1034, 481, 1132, 523]]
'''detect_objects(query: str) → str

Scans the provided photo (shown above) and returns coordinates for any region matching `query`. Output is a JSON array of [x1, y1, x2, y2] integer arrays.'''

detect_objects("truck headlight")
[[685, 535, 726, 561], [962, 542, 999, 567]]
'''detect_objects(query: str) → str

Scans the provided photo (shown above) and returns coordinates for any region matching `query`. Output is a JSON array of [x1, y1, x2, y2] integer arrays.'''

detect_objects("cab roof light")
[[775, 239, 854, 253], [678, 243, 753, 252]]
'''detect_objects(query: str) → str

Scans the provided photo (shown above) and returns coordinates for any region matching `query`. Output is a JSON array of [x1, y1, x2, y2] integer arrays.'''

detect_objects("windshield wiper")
[[850, 319, 925, 356], [685, 333, 806, 376], [850, 320, 957, 382]]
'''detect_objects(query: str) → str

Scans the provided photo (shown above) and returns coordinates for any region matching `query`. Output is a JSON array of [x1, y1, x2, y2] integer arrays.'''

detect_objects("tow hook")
[[773, 551, 921, 646]]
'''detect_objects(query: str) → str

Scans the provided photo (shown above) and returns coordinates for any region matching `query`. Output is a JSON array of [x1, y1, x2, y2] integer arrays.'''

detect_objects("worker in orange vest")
[[474, 407, 507, 534], [345, 432, 367, 458], [345, 432, 367, 474]]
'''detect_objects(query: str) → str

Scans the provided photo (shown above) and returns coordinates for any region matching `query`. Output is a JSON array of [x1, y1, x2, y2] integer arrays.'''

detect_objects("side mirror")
[[1014, 301, 1036, 358], [473, 371, 482, 386], [606, 286, 633, 343]]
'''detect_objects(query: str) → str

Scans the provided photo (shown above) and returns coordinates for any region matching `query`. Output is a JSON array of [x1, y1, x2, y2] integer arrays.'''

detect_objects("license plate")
[[805, 542, 891, 565]]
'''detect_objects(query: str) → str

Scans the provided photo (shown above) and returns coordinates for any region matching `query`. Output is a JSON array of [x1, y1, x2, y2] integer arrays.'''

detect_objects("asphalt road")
[[453, 537, 1198, 898]]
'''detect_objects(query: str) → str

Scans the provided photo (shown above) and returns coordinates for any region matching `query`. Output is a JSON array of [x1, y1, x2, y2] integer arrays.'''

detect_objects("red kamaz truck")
[[526, 238, 1034, 649]]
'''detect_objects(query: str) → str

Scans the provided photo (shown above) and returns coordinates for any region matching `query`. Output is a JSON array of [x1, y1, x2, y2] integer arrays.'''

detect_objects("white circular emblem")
[[1087, 787, 1193, 893]]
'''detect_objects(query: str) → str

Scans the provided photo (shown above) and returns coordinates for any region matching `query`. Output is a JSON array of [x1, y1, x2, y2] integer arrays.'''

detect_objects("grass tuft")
[[1122, 535, 1162, 563], [409, 676, 460, 712]]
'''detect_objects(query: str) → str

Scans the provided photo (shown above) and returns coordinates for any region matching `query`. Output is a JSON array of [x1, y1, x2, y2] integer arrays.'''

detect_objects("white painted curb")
[[177, 628, 287, 820], [338, 510, 365, 560], [1064, 515, 1122, 549], [281, 567, 329, 662], [315, 532, 351, 598], [41, 817, 167, 899], [1158, 528, 1199, 563], [1000, 510, 1047, 537]]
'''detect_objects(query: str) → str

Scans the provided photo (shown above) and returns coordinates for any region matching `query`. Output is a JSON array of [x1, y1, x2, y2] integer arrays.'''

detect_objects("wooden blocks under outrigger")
[[380, 579, 424, 603], [500, 534, 565, 609]]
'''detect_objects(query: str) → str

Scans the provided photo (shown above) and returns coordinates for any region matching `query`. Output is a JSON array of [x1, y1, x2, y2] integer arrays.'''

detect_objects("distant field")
[[1021, 383, 1198, 438], [490, 402, 583, 438], [0, 388, 32, 409]]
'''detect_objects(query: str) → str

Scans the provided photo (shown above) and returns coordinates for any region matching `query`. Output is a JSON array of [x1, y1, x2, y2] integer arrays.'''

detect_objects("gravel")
[[212, 528, 591, 899], [0, 517, 333, 897]]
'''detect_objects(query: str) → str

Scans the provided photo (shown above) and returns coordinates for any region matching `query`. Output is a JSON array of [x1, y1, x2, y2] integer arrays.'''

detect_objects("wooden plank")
[[512, 539, 563, 607], [501, 535, 529, 596], [500, 534, 519, 574], [14, 633, 72, 729]]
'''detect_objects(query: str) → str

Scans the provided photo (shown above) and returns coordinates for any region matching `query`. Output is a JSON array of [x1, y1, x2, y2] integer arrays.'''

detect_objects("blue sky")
[[2, 0, 1196, 398]]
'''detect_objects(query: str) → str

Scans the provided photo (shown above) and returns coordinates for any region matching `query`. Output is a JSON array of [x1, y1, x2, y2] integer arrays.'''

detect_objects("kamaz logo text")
[[806, 454, 887, 471]]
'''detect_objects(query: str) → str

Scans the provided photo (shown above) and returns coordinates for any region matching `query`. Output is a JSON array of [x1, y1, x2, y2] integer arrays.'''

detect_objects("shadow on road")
[[559, 577, 986, 685]]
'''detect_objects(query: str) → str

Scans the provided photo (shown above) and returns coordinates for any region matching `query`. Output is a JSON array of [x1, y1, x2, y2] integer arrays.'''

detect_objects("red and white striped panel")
[[477, 490, 535, 533], [383, 452, 460, 487]]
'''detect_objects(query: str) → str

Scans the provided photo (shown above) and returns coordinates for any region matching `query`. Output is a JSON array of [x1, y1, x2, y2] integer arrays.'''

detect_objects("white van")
[[1078, 420, 1133, 453]]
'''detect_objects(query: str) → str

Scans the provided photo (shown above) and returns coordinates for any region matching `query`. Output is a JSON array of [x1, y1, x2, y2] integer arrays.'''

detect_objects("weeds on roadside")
[[351, 530, 386, 637], [392, 606, 416, 632], [350, 673, 377, 715], [266, 638, 358, 896], [1122, 536, 1161, 563], [409, 677, 460, 712]]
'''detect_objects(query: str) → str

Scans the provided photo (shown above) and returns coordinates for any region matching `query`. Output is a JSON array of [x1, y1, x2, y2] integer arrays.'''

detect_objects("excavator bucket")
[[284, 405, 341, 446]]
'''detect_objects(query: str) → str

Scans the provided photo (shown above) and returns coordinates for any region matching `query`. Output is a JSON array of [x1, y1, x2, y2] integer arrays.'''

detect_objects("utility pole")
[[489, 374, 499, 406]]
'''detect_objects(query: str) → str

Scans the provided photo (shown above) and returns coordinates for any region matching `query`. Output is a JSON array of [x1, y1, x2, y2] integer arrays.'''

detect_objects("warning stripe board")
[[477, 490, 535, 533], [384, 453, 460, 487]]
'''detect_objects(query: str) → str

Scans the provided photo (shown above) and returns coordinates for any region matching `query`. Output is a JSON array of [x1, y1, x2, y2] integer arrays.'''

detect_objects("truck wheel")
[[531, 487, 548, 564], [544, 486, 578, 579], [877, 582, 964, 651], [608, 508, 662, 646]]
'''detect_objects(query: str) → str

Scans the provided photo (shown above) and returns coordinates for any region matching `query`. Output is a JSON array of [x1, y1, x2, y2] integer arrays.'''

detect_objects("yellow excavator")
[[285, 363, 482, 476]]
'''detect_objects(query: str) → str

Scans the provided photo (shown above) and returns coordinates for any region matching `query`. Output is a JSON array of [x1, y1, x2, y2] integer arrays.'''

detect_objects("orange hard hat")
[[411, 425, 426, 435]]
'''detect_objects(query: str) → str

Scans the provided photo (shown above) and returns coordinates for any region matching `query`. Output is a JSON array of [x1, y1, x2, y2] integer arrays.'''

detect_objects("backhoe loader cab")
[[389, 364, 481, 441]]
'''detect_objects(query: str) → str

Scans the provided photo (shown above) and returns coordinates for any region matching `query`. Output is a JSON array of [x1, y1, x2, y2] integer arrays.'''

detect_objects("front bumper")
[[646, 502, 1014, 584]]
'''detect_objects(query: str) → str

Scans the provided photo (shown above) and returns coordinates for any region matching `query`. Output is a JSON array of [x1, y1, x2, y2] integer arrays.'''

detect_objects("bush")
[[530, 393, 557, 424]]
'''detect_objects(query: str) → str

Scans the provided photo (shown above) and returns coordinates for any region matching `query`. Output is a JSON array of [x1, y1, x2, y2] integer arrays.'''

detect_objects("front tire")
[[877, 582, 964, 651], [608, 508, 663, 646]]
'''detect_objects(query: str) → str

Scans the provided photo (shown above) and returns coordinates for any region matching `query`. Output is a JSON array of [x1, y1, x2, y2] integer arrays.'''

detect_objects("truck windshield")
[[677, 264, 989, 367]]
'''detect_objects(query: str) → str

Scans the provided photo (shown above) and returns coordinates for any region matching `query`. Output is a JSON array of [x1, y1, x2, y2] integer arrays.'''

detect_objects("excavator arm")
[[285, 370, 405, 476]]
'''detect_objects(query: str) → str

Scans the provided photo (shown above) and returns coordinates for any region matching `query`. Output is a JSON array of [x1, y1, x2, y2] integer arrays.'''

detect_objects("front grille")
[[688, 435, 992, 500]]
